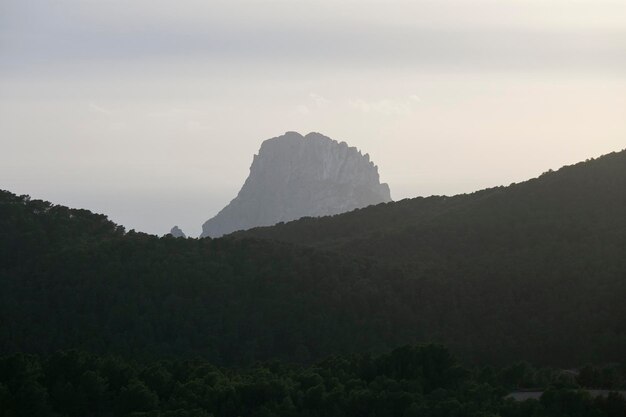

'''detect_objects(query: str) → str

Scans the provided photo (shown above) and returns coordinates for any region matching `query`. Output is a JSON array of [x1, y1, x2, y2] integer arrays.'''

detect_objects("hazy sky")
[[1, 0, 625, 236]]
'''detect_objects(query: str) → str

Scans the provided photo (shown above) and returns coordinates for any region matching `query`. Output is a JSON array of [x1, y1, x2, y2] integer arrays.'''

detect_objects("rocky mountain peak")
[[201, 132, 391, 238], [169, 226, 186, 238]]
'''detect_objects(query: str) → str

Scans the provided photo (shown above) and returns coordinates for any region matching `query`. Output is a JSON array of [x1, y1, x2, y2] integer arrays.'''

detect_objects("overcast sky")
[[1, 0, 625, 236]]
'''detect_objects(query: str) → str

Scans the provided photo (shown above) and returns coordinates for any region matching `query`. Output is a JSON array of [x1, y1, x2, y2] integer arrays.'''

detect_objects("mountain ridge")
[[1, 148, 625, 366], [233, 149, 626, 260]]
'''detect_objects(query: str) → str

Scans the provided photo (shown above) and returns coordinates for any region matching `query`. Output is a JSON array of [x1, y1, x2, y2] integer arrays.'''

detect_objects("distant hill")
[[0, 190, 410, 365], [236, 150, 626, 262], [1, 149, 625, 367], [234, 149, 626, 362], [201, 132, 391, 237]]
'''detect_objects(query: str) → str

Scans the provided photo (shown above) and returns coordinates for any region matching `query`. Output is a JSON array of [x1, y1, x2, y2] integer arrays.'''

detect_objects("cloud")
[[2, 1, 624, 75], [295, 104, 310, 115], [348, 96, 418, 116], [88, 102, 112, 115], [309, 93, 330, 107], [186, 120, 212, 133]]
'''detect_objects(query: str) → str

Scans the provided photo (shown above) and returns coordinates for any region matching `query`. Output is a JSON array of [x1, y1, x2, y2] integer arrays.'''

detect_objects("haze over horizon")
[[2, 0, 625, 236]]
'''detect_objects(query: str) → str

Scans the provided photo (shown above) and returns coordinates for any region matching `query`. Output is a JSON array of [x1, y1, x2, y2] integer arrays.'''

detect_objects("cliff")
[[201, 131, 391, 237]]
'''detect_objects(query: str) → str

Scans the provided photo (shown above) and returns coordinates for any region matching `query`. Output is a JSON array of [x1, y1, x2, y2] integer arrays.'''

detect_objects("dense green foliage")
[[1, 345, 625, 417], [236, 150, 626, 364], [0, 198, 411, 364], [1, 150, 625, 367]]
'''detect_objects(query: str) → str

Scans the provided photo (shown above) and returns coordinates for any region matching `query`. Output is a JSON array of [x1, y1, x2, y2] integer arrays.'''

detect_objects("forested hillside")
[[236, 150, 626, 262], [2, 345, 625, 417], [235, 150, 626, 363], [0, 194, 411, 364], [1, 150, 625, 368]]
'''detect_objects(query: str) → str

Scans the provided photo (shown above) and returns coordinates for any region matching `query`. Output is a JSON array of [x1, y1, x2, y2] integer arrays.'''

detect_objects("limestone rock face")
[[169, 226, 186, 238], [201, 132, 391, 238]]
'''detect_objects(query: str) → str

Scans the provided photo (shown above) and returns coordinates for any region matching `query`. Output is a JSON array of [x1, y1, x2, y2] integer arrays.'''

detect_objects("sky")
[[1, 0, 625, 236]]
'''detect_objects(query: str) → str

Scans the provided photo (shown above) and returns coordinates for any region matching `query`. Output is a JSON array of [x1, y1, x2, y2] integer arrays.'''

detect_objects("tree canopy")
[[1, 150, 625, 367]]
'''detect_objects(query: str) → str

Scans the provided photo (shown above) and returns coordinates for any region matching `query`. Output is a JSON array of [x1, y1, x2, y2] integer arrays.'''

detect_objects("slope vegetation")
[[1, 150, 625, 366]]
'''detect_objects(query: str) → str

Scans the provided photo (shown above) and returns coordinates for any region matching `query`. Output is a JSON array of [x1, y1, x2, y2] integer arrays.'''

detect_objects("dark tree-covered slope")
[[1, 150, 625, 367], [235, 150, 626, 263], [0, 195, 412, 364], [232, 150, 626, 364]]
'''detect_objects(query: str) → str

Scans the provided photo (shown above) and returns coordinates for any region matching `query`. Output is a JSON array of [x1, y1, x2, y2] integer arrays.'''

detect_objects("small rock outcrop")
[[201, 131, 391, 238], [169, 226, 186, 238]]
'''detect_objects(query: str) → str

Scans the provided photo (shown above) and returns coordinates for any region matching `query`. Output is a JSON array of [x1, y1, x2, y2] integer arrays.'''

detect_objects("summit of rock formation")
[[201, 131, 392, 238], [169, 226, 186, 238]]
